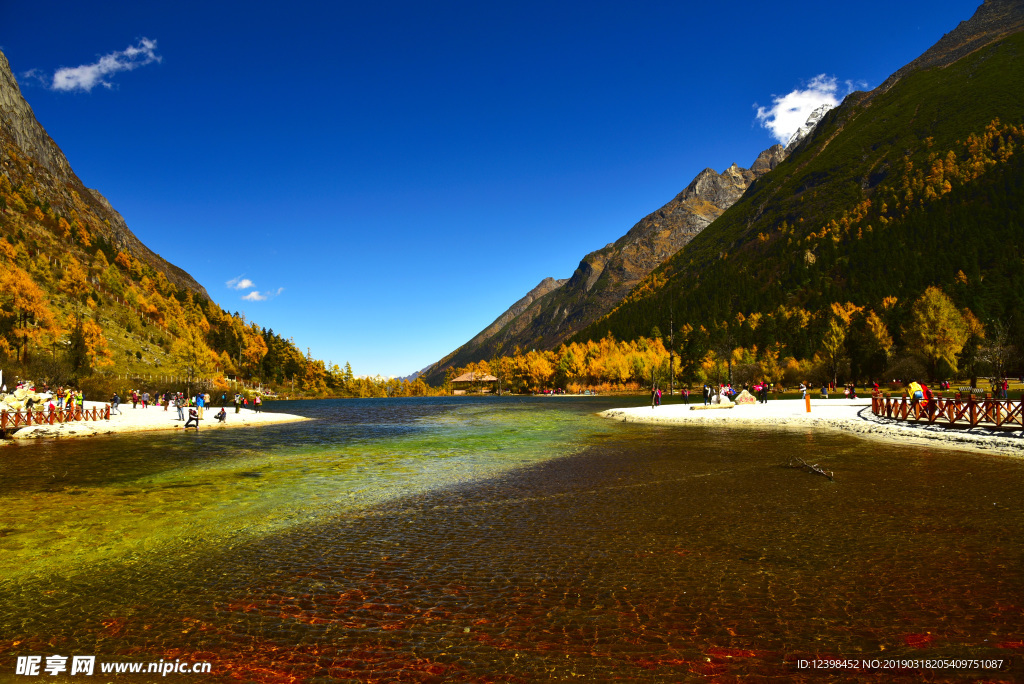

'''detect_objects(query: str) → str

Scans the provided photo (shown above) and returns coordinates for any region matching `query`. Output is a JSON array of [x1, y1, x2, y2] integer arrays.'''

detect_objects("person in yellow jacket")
[[907, 380, 923, 401]]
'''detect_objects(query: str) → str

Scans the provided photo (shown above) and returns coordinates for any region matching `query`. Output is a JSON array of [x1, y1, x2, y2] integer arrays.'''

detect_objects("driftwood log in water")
[[785, 457, 834, 481]]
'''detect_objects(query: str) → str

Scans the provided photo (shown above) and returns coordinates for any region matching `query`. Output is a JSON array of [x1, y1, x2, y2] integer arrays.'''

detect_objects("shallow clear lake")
[[1, 396, 1022, 681]]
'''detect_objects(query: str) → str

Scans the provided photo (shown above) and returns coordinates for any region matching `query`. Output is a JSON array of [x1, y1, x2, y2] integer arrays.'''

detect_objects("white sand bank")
[[4, 401, 309, 442], [600, 398, 1024, 457]]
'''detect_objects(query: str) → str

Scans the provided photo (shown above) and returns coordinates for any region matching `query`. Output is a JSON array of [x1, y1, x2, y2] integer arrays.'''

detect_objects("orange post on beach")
[[805, 393, 811, 413]]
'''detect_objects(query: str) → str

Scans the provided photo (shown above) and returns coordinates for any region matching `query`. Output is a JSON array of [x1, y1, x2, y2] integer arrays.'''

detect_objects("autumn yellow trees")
[[241, 323, 269, 376], [447, 336, 674, 393], [444, 283, 994, 393], [0, 264, 60, 361], [170, 324, 220, 380], [903, 286, 973, 378], [66, 316, 114, 373]]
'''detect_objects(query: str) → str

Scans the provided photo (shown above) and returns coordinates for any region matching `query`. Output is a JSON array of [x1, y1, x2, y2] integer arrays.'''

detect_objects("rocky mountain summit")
[[0, 50, 209, 299], [426, 141, 790, 378]]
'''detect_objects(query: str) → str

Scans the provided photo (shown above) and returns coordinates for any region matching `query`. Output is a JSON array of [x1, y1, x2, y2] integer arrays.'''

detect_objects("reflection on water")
[[1, 396, 1023, 681]]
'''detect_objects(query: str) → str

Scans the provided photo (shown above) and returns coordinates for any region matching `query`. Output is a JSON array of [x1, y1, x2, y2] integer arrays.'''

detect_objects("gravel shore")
[[600, 398, 1024, 457], [4, 401, 309, 441]]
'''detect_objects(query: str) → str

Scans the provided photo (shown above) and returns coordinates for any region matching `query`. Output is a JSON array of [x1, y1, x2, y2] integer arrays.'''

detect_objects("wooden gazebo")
[[451, 371, 498, 394]]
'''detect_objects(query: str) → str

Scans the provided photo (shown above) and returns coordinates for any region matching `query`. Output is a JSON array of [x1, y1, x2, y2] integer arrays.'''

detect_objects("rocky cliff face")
[[0, 53, 75, 183], [0, 50, 210, 299], [427, 143, 787, 378]]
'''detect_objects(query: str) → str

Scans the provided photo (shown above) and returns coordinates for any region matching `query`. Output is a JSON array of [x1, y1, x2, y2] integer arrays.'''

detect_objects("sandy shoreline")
[[600, 398, 1024, 457], [2, 401, 310, 442]]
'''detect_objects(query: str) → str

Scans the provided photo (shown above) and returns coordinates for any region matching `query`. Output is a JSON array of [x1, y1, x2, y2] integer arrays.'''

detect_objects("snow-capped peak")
[[784, 104, 834, 153]]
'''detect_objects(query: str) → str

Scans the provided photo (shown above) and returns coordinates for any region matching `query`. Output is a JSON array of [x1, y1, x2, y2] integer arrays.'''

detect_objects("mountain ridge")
[[875, 0, 1024, 97], [0, 50, 209, 300], [424, 140, 787, 380]]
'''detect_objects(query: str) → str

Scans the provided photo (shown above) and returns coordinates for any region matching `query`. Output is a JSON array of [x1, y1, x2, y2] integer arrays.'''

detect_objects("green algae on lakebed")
[[0, 398, 615, 582]]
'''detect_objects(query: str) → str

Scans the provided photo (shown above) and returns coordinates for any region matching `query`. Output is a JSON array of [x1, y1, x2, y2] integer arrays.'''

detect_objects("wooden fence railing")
[[0, 405, 111, 431], [872, 391, 1024, 429]]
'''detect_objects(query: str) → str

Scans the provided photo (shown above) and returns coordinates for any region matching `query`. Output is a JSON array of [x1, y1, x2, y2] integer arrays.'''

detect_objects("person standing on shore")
[[683, 388, 689, 404], [703, 384, 711, 405], [111, 393, 121, 415], [197, 392, 205, 419]]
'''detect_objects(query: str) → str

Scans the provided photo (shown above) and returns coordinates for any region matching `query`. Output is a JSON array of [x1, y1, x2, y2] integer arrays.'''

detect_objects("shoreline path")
[[601, 398, 1024, 457], [4, 401, 309, 441]]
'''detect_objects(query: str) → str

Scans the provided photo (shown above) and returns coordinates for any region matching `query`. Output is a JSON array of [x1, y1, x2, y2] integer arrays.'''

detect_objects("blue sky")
[[2, 0, 981, 377]]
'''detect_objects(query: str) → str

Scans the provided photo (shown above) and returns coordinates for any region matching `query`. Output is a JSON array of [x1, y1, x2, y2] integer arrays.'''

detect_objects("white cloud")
[[49, 38, 161, 92], [20, 68, 45, 84], [755, 75, 844, 145], [229, 276, 282, 302], [226, 276, 255, 290], [240, 287, 283, 302]]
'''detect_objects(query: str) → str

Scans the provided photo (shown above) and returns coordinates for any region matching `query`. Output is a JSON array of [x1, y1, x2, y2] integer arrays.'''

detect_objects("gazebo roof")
[[452, 372, 498, 383]]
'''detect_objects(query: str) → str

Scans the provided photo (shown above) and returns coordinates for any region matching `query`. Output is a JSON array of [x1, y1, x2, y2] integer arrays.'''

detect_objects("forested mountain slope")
[[572, 7, 1024, 378], [0, 51, 209, 299], [0, 49, 427, 397]]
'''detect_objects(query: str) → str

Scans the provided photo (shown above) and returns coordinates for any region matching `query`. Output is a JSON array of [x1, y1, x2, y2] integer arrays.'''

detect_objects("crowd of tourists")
[[645, 380, 890, 407], [109, 389, 265, 427], [50, 386, 86, 411]]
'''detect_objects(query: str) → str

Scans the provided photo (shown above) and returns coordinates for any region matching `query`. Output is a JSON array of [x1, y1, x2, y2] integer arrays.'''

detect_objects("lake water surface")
[[1, 396, 1022, 681]]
